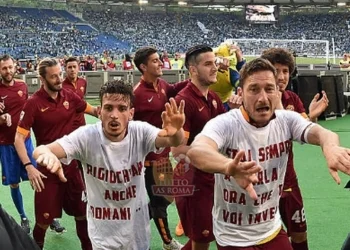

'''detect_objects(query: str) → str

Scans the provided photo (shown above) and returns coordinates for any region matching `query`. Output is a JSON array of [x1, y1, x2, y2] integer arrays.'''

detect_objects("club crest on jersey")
[[161, 89, 166, 96], [212, 100, 218, 109], [43, 213, 50, 219], [63, 101, 69, 110], [80, 86, 85, 93], [286, 105, 294, 111], [17, 90, 23, 97]]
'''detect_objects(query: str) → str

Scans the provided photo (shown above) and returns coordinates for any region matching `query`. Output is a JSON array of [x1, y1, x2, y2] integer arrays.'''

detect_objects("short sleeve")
[[196, 113, 229, 151], [56, 126, 87, 164], [17, 99, 36, 134], [283, 110, 314, 143]]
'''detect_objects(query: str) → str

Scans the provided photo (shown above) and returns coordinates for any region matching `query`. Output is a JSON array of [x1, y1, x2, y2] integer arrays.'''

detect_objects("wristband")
[[23, 162, 33, 167]]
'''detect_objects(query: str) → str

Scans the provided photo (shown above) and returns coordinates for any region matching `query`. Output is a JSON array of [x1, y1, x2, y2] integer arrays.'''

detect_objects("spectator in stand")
[[122, 54, 134, 70]]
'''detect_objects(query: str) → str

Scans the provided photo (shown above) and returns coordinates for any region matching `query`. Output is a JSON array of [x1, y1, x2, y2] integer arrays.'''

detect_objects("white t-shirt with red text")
[[57, 121, 160, 250], [199, 109, 313, 247]]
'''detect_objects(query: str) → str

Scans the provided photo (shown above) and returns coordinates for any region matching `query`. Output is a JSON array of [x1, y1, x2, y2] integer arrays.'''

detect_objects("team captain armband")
[[301, 123, 315, 144], [84, 103, 93, 114], [16, 126, 30, 137]]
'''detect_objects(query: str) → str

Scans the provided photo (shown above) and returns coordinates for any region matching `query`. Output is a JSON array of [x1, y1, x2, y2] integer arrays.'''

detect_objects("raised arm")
[[155, 98, 185, 148]]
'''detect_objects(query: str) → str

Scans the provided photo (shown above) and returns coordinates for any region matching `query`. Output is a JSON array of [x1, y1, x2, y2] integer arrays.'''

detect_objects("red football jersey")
[[281, 90, 307, 189], [62, 77, 87, 129], [17, 87, 87, 146], [0, 80, 28, 144], [133, 78, 188, 161]]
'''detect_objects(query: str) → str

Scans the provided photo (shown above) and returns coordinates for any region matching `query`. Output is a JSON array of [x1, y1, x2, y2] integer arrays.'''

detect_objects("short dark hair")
[[0, 55, 14, 64], [99, 80, 135, 107], [133, 47, 158, 74], [185, 45, 213, 69], [261, 48, 295, 74], [239, 58, 277, 88], [65, 56, 79, 66], [38, 57, 59, 78]]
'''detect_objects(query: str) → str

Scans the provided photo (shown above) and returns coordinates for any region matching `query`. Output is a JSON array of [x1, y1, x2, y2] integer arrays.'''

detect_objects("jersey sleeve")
[[16, 99, 36, 137], [196, 114, 229, 151], [56, 126, 87, 164], [292, 93, 306, 114], [284, 110, 314, 143], [166, 80, 189, 98], [70, 91, 87, 113]]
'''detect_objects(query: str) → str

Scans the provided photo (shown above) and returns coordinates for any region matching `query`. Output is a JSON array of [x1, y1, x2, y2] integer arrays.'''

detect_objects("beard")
[[1, 72, 14, 84]]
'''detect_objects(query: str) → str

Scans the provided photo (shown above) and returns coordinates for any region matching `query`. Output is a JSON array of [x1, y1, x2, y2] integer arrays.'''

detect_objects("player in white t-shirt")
[[31, 80, 185, 250], [187, 58, 350, 250]]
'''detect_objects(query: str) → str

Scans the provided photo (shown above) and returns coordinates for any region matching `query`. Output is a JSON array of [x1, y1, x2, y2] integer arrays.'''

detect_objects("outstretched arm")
[[306, 124, 350, 184], [33, 143, 68, 183], [187, 135, 261, 200]]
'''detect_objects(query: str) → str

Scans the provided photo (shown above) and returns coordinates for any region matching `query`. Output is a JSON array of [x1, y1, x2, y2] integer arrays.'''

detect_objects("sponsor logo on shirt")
[[148, 96, 154, 103], [198, 106, 205, 112], [0, 95, 7, 99], [40, 107, 49, 112]]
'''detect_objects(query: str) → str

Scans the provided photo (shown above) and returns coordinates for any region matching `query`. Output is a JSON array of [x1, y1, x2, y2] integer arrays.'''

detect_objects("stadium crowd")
[[0, 6, 349, 59]]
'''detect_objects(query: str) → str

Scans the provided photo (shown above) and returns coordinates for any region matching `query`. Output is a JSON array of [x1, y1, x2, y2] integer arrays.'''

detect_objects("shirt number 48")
[[291, 208, 306, 223]]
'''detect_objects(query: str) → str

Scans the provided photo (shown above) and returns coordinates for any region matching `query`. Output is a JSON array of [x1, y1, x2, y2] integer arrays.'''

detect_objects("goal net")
[[225, 38, 330, 63]]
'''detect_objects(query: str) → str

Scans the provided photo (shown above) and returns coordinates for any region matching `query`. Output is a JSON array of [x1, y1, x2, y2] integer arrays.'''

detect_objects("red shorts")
[[216, 229, 292, 250], [35, 161, 86, 225], [175, 167, 215, 243], [279, 185, 307, 234]]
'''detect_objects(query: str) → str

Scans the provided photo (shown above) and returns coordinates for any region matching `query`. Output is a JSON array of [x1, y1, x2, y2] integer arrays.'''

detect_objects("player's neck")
[[67, 76, 77, 83], [43, 85, 59, 99], [192, 80, 209, 98], [142, 75, 158, 87], [1, 79, 14, 87]]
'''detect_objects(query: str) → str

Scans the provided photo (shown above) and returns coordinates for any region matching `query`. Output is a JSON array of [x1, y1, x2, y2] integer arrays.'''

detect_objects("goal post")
[[226, 38, 331, 64]]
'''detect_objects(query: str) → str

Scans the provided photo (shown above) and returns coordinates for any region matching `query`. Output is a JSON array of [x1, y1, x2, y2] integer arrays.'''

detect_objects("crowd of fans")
[[0, 6, 349, 59]]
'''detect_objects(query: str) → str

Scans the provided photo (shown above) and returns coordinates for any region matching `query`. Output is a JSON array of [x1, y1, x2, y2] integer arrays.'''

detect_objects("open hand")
[[158, 98, 185, 137], [323, 145, 350, 184], [224, 150, 262, 200], [309, 91, 329, 121]]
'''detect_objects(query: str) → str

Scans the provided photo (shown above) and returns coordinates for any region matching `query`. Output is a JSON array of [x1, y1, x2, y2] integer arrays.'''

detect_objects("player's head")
[[237, 58, 278, 128], [134, 46, 163, 77], [185, 45, 217, 86], [98, 80, 134, 142], [0, 55, 15, 85], [261, 48, 295, 92], [65, 57, 80, 81], [38, 57, 63, 93]]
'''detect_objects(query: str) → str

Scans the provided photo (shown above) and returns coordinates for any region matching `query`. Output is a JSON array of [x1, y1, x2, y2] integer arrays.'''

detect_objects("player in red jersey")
[[261, 48, 329, 250], [49, 56, 88, 233], [133, 46, 188, 250], [62, 56, 88, 130], [172, 45, 226, 250], [0, 55, 32, 234], [14, 58, 97, 250]]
